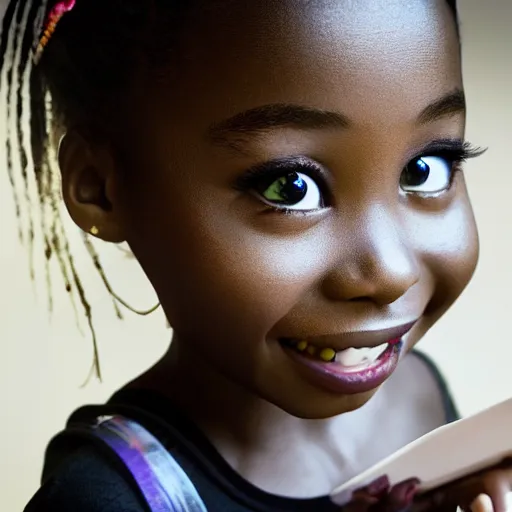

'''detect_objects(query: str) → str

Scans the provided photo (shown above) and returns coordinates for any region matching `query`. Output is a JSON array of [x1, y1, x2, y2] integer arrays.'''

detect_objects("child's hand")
[[341, 459, 512, 512], [413, 459, 512, 512], [342, 476, 420, 511]]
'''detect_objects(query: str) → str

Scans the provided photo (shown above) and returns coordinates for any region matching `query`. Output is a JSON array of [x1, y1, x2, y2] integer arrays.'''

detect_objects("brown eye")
[[400, 156, 453, 194]]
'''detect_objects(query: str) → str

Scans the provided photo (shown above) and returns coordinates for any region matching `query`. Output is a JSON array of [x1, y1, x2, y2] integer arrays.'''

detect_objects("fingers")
[[467, 469, 512, 512], [340, 476, 388, 512], [469, 494, 493, 512], [341, 477, 419, 512], [380, 478, 420, 511], [341, 465, 512, 512], [417, 468, 512, 512]]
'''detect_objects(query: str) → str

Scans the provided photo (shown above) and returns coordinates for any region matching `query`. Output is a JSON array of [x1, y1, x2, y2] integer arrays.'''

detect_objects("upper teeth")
[[335, 344, 388, 366], [292, 340, 389, 365]]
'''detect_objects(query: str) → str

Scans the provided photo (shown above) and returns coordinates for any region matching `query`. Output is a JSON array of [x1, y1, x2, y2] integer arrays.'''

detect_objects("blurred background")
[[1, 0, 511, 510]]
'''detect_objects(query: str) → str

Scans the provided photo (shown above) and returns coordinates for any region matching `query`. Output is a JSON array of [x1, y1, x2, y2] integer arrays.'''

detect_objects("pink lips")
[[284, 321, 416, 395]]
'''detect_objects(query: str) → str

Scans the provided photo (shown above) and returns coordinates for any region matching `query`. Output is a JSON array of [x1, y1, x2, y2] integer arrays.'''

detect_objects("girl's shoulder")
[[24, 443, 147, 512], [25, 394, 268, 512]]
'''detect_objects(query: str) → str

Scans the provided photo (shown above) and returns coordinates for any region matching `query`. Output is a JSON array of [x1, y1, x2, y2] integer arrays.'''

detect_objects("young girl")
[[2, 0, 511, 510]]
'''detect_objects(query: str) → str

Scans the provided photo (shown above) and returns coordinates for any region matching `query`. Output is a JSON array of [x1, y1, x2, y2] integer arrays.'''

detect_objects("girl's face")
[[103, 0, 478, 417]]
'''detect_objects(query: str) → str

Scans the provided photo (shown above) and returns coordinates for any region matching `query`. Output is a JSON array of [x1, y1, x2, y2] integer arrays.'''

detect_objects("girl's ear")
[[58, 129, 126, 243]]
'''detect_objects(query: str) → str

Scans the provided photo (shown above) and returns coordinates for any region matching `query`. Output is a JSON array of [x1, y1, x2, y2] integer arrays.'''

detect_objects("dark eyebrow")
[[417, 89, 466, 125], [207, 90, 466, 149], [207, 103, 350, 147]]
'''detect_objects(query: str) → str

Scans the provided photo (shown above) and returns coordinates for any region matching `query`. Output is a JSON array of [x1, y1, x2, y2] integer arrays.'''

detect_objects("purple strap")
[[89, 415, 207, 512]]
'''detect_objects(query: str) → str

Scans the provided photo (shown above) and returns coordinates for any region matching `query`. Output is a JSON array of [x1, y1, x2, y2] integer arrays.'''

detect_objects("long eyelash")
[[418, 140, 486, 192], [419, 139, 487, 163], [234, 155, 326, 191]]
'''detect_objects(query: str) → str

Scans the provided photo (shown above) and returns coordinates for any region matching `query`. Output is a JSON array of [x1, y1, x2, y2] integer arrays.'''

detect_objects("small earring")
[[90, 226, 99, 236]]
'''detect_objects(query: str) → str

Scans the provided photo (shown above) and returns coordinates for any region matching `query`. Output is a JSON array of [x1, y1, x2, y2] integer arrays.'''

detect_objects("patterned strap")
[[88, 415, 208, 512]]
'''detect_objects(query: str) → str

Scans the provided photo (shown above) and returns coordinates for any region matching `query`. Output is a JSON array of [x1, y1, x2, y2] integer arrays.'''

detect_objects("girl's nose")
[[321, 207, 420, 306]]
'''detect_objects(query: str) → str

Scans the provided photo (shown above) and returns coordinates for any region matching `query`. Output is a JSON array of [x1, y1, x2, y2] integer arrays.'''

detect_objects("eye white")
[[401, 156, 453, 194], [284, 173, 322, 210]]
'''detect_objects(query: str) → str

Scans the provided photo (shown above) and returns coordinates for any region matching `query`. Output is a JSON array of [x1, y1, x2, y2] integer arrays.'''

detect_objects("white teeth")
[[335, 343, 388, 367]]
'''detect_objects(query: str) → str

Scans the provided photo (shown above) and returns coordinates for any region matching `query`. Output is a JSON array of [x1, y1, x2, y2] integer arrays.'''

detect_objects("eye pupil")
[[262, 171, 308, 204], [401, 158, 430, 187]]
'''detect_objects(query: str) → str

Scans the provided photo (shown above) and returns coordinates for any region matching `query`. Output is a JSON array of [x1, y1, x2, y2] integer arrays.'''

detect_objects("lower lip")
[[284, 340, 403, 395]]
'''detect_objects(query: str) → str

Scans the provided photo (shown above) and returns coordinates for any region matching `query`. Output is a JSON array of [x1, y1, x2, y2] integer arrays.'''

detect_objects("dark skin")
[[57, 0, 511, 509]]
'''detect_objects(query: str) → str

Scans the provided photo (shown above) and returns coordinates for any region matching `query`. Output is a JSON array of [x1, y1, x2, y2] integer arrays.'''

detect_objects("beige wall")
[[1, 0, 511, 510]]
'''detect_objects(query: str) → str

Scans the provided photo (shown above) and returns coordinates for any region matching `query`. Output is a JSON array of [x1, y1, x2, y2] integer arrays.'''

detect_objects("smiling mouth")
[[281, 337, 401, 370], [277, 321, 416, 393], [279, 320, 416, 363]]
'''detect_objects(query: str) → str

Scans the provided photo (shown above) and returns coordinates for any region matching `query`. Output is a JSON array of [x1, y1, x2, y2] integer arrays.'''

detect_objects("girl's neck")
[[127, 335, 372, 497]]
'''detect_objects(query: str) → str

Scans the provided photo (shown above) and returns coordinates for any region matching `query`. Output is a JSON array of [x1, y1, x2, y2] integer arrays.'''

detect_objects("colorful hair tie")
[[33, 0, 76, 64]]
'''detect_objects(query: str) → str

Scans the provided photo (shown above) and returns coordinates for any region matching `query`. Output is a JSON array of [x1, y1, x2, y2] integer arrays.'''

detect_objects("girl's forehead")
[[143, 0, 460, 134], [178, 0, 457, 63]]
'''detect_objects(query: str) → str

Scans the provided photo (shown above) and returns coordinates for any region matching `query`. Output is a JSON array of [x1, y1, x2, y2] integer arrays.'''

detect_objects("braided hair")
[[0, 0, 460, 380]]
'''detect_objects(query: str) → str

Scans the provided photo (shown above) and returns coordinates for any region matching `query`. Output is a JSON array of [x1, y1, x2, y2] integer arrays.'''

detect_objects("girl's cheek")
[[409, 191, 478, 305], [187, 220, 334, 327]]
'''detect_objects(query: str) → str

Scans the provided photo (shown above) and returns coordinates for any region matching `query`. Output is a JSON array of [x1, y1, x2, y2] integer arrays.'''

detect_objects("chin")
[[269, 387, 379, 420]]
